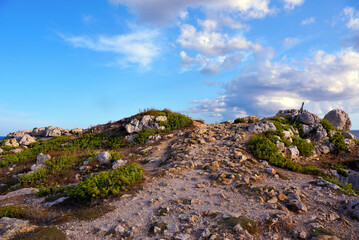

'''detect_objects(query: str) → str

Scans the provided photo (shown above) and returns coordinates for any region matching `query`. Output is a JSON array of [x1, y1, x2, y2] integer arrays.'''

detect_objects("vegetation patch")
[[234, 118, 245, 123], [330, 133, 348, 153], [219, 216, 257, 235], [312, 227, 335, 237], [65, 163, 144, 202], [320, 119, 335, 138], [12, 227, 66, 240], [292, 136, 314, 157], [130, 129, 158, 145], [0, 205, 30, 219], [68, 205, 116, 221]]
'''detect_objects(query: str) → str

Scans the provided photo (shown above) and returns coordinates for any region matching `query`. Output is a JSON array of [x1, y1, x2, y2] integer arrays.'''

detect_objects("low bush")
[[110, 151, 124, 161], [292, 136, 314, 157], [160, 112, 193, 131], [65, 163, 144, 202], [67, 133, 126, 150], [320, 119, 335, 138], [269, 117, 290, 131], [234, 118, 245, 123], [130, 128, 158, 145], [0, 205, 30, 219], [330, 133, 348, 153], [269, 154, 302, 172], [248, 136, 279, 161], [301, 165, 324, 176]]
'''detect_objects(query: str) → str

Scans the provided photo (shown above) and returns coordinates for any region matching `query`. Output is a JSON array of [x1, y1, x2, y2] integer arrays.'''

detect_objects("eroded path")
[[61, 122, 359, 240]]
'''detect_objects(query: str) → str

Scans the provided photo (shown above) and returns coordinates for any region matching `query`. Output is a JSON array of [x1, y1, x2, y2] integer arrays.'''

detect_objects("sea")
[[0, 136, 5, 140]]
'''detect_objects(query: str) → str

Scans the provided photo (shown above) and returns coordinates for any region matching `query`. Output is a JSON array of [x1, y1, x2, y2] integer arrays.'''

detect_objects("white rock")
[[30, 164, 45, 171], [112, 160, 128, 169], [155, 116, 167, 122], [10, 148, 22, 154], [36, 153, 51, 164], [0, 188, 39, 201], [248, 121, 276, 133], [94, 152, 111, 164], [19, 134, 36, 146], [44, 197, 69, 208], [0, 148, 3, 154], [283, 130, 291, 138], [4, 138, 19, 147], [71, 128, 83, 134], [45, 127, 62, 137], [286, 146, 299, 159]]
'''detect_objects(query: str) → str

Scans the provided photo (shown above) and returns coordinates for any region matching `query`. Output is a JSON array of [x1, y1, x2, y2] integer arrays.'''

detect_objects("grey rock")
[[243, 115, 260, 123], [248, 121, 276, 133], [316, 144, 330, 154], [313, 126, 327, 142], [347, 170, 359, 191], [315, 179, 340, 189], [115, 224, 125, 234], [297, 111, 320, 125], [276, 141, 285, 151], [71, 128, 83, 134], [285, 199, 307, 212], [342, 131, 356, 139], [45, 127, 62, 137], [347, 199, 359, 220], [125, 134, 138, 143], [44, 197, 69, 208], [94, 152, 112, 164], [30, 164, 45, 171], [0, 217, 38, 240], [37, 153, 51, 164], [0, 188, 39, 201], [286, 146, 299, 159], [112, 159, 128, 169], [276, 109, 299, 118], [32, 127, 46, 136], [201, 228, 211, 238], [0, 148, 3, 154], [18, 134, 36, 146], [324, 109, 352, 130]]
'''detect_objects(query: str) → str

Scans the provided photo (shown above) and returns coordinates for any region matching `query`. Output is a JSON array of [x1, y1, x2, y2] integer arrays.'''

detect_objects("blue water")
[[0, 136, 5, 140], [352, 130, 359, 139]]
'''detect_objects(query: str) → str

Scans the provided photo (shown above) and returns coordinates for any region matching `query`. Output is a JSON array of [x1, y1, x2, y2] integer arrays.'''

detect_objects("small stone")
[[94, 152, 111, 164], [233, 223, 243, 233], [112, 159, 128, 169], [267, 197, 278, 204]]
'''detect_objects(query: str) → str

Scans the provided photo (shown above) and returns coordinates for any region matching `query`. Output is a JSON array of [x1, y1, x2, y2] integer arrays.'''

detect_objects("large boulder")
[[286, 146, 300, 159], [248, 121, 276, 134], [297, 111, 320, 125], [31, 127, 46, 137], [125, 115, 156, 134], [44, 127, 62, 137], [71, 128, 83, 135], [3, 139, 19, 147], [276, 109, 299, 119], [324, 109, 352, 130], [18, 134, 36, 146], [313, 126, 328, 142]]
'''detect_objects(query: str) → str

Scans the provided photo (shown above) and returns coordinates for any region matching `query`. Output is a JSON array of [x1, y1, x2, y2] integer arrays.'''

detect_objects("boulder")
[[18, 134, 36, 146], [125, 134, 137, 143], [297, 111, 320, 125], [347, 199, 359, 220], [248, 121, 276, 134], [283, 130, 291, 138], [276, 109, 299, 119], [31, 127, 46, 137], [3, 138, 19, 147], [125, 115, 157, 134], [45, 127, 62, 137], [71, 128, 83, 134], [243, 115, 259, 123], [112, 159, 128, 169], [324, 109, 352, 130], [30, 164, 45, 171], [286, 146, 300, 159], [94, 152, 111, 164], [36, 153, 51, 164], [155, 116, 167, 122], [341, 131, 356, 139], [313, 126, 327, 142], [7, 130, 32, 139], [125, 118, 141, 134], [0, 188, 39, 201], [0, 217, 38, 240], [276, 141, 285, 151]]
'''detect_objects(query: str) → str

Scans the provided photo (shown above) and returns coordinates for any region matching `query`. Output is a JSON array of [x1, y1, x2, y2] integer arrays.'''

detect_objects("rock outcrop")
[[324, 109, 352, 130], [248, 121, 276, 133]]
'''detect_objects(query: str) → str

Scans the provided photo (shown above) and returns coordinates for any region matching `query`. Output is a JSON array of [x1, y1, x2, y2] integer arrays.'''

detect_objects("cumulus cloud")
[[109, 0, 272, 25], [61, 30, 160, 68], [343, 7, 359, 30], [177, 24, 261, 57], [283, 0, 305, 10], [188, 48, 359, 119], [344, 33, 359, 50], [301, 17, 315, 25], [179, 51, 196, 69]]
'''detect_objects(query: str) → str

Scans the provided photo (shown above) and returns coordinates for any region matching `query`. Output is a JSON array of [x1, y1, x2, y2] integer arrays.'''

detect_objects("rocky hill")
[[0, 108, 359, 240]]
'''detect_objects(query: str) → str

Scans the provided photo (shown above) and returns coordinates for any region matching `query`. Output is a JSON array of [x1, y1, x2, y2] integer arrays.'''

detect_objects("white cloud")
[[283, 37, 299, 46], [301, 17, 315, 25], [61, 30, 160, 68], [188, 48, 359, 119], [283, 0, 305, 10], [109, 0, 272, 25], [177, 24, 261, 57], [343, 7, 359, 30], [180, 51, 196, 69]]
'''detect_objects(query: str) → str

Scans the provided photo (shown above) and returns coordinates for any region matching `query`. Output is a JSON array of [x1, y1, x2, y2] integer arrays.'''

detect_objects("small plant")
[[292, 136, 314, 157], [248, 136, 279, 161], [130, 128, 158, 145], [65, 163, 144, 201], [219, 216, 257, 234], [312, 227, 335, 237], [320, 119, 335, 138], [234, 117, 245, 123], [0, 205, 30, 219], [110, 151, 124, 161], [330, 133, 348, 153]]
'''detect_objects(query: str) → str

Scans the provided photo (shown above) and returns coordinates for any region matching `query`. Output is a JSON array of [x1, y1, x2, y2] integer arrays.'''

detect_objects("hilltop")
[[0, 108, 359, 240]]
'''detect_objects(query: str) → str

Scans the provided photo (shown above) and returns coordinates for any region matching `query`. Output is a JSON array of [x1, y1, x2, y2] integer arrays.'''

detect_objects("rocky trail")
[[59, 122, 359, 240]]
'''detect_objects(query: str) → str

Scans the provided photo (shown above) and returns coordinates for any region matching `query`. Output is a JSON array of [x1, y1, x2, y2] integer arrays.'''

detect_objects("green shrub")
[[160, 112, 193, 131], [269, 155, 302, 172], [45, 155, 79, 172], [130, 128, 158, 145], [331, 163, 349, 177], [234, 118, 245, 123], [292, 136, 314, 157], [301, 165, 324, 176], [248, 136, 278, 161], [0, 205, 30, 219], [19, 168, 49, 186], [330, 133, 348, 153], [67, 133, 126, 150], [110, 151, 124, 161], [293, 122, 311, 139], [320, 119, 335, 138], [66, 163, 144, 201], [269, 117, 290, 131]]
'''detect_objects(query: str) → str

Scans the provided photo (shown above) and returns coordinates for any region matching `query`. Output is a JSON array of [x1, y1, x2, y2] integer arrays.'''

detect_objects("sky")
[[1, 0, 359, 135]]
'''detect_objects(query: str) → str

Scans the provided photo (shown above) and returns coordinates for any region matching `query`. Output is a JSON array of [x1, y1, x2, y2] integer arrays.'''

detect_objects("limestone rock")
[[276, 141, 285, 151], [248, 121, 276, 134], [71, 128, 83, 134], [324, 109, 352, 130], [0, 148, 3, 154], [0, 217, 38, 240], [155, 116, 167, 122], [347, 199, 359, 220], [276, 109, 299, 119], [286, 146, 300, 159], [0, 188, 39, 201], [313, 126, 327, 142], [297, 111, 320, 125], [45, 127, 62, 137], [36, 153, 51, 164], [3, 139, 19, 147], [341, 131, 356, 139], [243, 115, 259, 123], [94, 152, 111, 164], [18, 134, 36, 146], [112, 159, 128, 169], [10, 149, 22, 154], [31, 127, 46, 136], [30, 163, 45, 171]]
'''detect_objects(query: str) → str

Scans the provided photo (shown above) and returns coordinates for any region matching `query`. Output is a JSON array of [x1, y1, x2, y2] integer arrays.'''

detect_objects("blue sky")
[[1, 0, 359, 135]]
